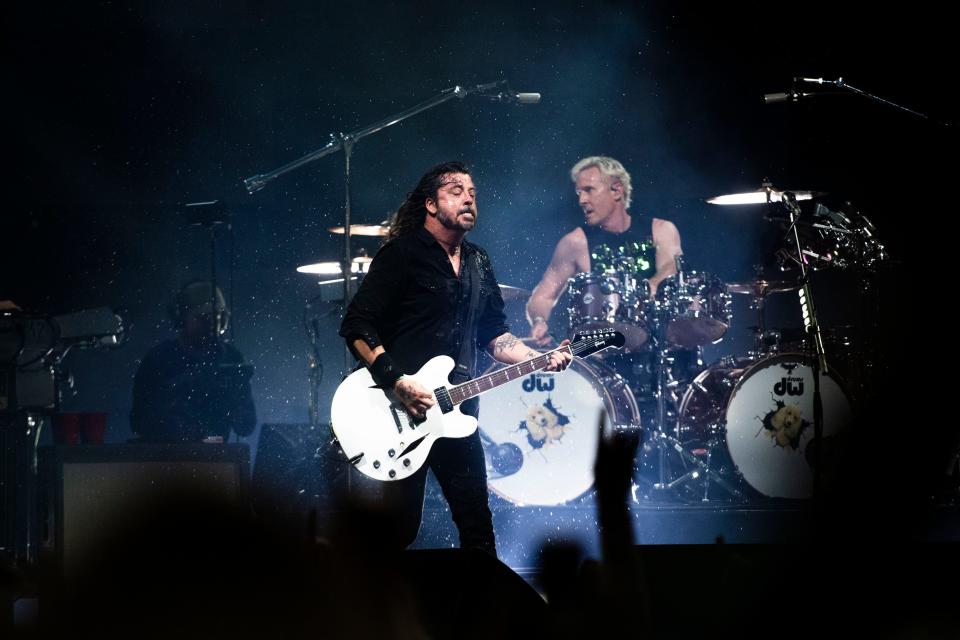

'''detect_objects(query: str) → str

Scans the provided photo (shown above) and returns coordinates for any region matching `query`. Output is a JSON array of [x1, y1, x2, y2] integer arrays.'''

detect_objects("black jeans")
[[347, 418, 496, 557]]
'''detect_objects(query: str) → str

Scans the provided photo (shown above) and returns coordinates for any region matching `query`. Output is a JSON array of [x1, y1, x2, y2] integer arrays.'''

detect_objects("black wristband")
[[369, 352, 403, 389]]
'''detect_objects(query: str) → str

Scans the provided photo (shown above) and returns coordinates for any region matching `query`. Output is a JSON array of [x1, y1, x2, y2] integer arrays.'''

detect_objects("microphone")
[[799, 77, 842, 85], [763, 90, 811, 104]]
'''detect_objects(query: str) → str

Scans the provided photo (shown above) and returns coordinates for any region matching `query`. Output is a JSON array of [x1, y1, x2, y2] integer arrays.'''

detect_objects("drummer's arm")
[[487, 333, 572, 371], [647, 218, 683, 297], [526, 230, 584, 342]]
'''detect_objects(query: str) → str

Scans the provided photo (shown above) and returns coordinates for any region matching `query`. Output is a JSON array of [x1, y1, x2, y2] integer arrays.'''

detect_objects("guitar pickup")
[[434, 387, 454, 414]]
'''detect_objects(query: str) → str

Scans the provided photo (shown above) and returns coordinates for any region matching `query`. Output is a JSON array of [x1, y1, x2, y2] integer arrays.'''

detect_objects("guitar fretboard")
[[447, 337, 608, 405]]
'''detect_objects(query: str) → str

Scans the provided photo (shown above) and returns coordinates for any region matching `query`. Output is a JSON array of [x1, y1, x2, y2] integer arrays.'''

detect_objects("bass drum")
[[678, 353, 853, 499], [479, 357, 640, 506]]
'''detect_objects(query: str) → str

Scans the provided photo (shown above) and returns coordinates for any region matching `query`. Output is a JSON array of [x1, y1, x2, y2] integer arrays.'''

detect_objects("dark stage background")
[[3, 2, 947, 476]]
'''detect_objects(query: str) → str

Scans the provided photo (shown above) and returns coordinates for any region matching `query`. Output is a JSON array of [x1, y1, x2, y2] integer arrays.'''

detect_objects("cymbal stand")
[[185, 200, 231, 342], [780, 191, 829, 498], [747, 268, 776, 358]]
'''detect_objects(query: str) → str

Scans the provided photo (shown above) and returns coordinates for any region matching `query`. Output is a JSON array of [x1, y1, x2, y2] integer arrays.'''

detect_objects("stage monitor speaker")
[[38, 443, 249, 577], [252, 423, 352, 514]]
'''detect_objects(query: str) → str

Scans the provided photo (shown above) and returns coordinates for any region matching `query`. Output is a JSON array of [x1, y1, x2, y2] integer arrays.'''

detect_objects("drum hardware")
[[782, 192, 829, 499], [769, 202, 889, 273], [564, 253, 742, 502], [298, 251, 377, 430], [634, 257, 744, 503], [728, 268, 799, 356], [478, 428, 524, 479]]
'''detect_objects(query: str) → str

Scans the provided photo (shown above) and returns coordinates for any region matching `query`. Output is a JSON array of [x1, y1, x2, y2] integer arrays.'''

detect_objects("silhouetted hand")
[[594, 413, 641, 511]]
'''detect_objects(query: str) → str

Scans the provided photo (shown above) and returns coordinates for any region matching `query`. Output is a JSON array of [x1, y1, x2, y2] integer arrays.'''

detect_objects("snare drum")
[[479, 357, 640, 506]]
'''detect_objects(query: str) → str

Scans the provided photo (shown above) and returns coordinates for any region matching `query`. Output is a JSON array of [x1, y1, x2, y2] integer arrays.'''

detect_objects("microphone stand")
[[242, 81, 513, 373], [779, 191, 828, 499], [185, 201, 230, 344], [798, 77, 948, 126]]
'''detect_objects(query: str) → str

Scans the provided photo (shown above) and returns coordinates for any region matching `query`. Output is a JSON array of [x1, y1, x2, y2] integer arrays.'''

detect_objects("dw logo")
[[522, 374, 555, 393], [774, 377, 804, 396]]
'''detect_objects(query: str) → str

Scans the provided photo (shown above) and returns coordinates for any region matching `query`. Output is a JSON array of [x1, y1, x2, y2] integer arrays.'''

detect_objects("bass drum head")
[[725, 353, 854, 499], [480, 357, 639, 506]]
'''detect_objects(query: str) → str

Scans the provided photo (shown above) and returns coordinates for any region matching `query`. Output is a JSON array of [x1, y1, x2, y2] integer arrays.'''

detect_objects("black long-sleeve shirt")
[[339, 225, 509, 380], [130, 339, 256, 442]]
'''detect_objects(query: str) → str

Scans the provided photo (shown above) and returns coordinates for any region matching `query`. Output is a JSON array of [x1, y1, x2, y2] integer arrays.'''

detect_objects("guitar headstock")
[[570, 329, 626, 357]]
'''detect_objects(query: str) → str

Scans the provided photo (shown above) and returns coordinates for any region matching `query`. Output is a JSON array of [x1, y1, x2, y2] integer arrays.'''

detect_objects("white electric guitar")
[[330, 329, 624, 482]]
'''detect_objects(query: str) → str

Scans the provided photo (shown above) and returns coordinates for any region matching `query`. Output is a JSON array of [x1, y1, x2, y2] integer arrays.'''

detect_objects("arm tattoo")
[[492, 333, 521, 356]]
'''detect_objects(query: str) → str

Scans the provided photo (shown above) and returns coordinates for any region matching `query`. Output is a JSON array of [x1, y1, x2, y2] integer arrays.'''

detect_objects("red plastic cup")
[[80, 412, 107, 444], [52, 412, 108, 444], [52, 413, 82, 445]]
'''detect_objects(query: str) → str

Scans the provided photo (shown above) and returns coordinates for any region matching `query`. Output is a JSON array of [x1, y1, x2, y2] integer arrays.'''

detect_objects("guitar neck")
[[447, 340, 598, 405]]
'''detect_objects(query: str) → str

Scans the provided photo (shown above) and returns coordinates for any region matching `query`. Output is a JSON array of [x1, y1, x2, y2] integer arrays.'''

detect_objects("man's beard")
[[437, 207, 476, 231]]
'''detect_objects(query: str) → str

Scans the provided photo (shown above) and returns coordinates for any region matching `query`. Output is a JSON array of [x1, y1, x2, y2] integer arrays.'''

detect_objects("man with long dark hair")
[[339, 161, 571, 555]]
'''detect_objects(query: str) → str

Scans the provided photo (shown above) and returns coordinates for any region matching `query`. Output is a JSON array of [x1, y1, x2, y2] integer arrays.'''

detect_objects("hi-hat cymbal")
[[727, 279, 799, 296], [297, 256, 373, 276], [327, 221, 390, 236], [707, 185, 825, 206], [499, 284, 530, 302]]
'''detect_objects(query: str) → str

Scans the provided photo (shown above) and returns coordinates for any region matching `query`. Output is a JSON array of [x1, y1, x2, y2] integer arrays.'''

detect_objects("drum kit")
[[300, 185, 887, 507], [482, 183, 888, 507]]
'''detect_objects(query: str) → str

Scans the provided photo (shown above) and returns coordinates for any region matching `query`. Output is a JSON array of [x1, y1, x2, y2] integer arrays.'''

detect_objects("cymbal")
[[297, 256, 373, 276], [327, 221, 390, 236], [727, 279, 800, 296], [707, 185, 825, 206], [499, 284, 530, 302]]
